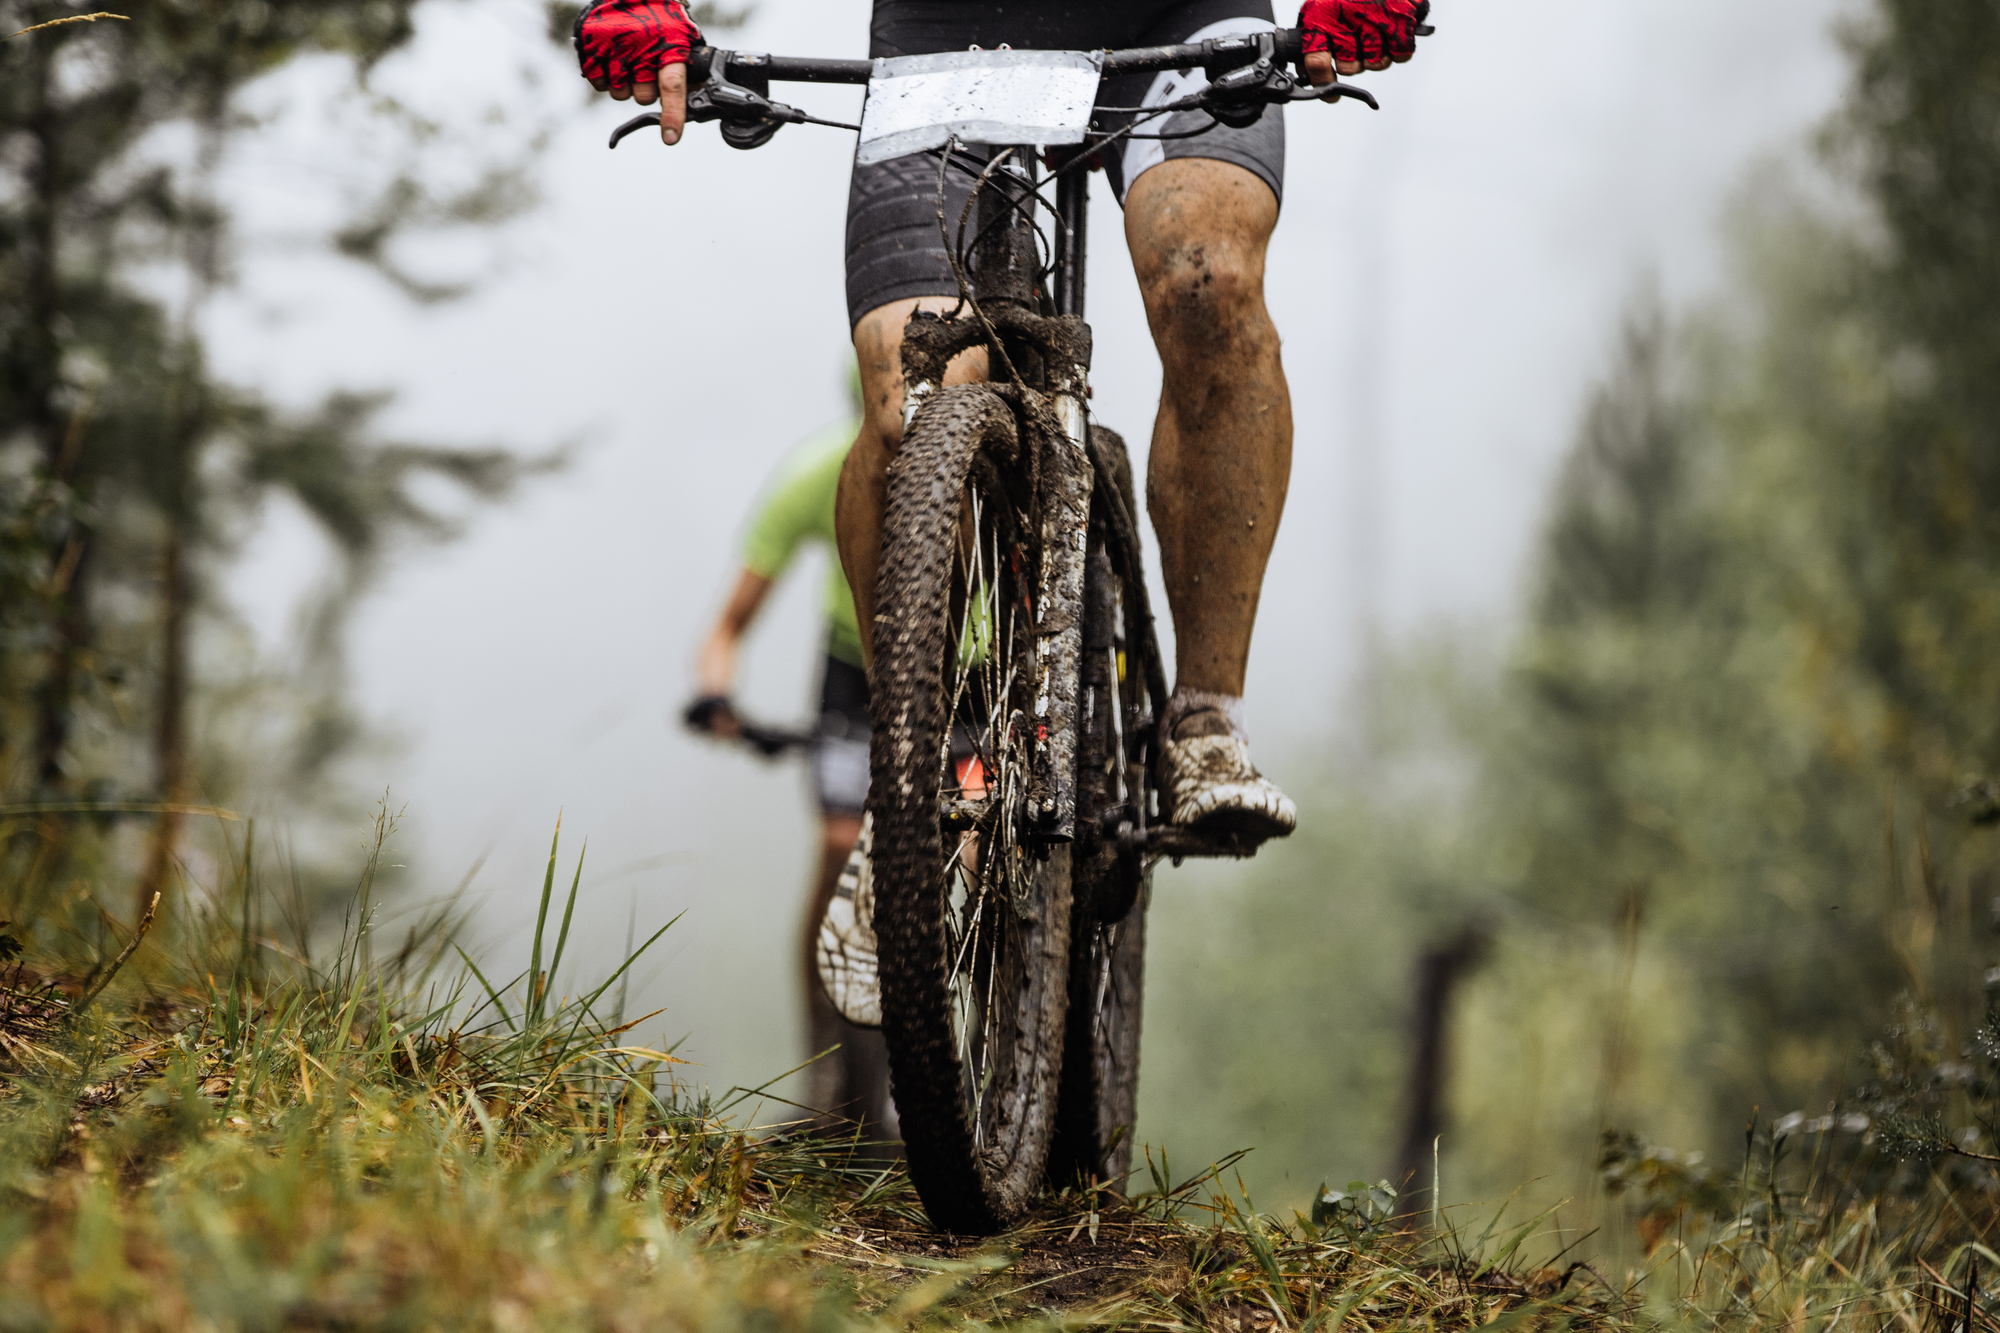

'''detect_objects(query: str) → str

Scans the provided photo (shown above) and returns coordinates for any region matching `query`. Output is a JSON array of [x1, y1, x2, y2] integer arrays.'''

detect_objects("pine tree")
[[0, 1, 545, 904]]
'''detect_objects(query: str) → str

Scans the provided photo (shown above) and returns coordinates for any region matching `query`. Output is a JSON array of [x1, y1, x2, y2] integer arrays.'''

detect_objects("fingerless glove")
[[575, 0, 702, 89], [1297, 0, 1420, 68]]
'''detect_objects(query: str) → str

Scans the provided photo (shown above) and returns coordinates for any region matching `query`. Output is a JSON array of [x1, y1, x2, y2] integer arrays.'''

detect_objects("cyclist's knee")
[[853, 295, 992, 453], [1127, 162, 1275, 347], [1137, 239, 1269, 338]]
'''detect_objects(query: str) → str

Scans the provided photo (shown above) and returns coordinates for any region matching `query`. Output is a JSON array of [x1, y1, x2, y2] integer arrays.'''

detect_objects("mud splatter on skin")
[[1127, 160, 1292, 697]]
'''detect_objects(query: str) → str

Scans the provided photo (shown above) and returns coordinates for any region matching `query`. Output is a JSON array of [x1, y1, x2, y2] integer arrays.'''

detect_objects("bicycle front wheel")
[[870, 384, 1073, 1234]]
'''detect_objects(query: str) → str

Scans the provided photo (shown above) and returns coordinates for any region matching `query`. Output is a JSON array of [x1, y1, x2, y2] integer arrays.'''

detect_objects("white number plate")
[[857, 49, 1104, 166]]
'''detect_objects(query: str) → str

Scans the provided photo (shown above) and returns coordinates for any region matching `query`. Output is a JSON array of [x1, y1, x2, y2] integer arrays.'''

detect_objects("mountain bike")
[[613, 29, 1381, 1233]]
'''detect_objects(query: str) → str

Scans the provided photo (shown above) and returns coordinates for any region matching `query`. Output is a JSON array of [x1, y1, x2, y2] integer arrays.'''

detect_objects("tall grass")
[[0, 808, 963, 1329], [0, 804, 1988, 1330]]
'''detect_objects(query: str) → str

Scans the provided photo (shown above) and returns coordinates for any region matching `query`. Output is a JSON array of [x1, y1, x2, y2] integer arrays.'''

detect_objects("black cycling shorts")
[[844, 0, 1285, 328], [813, 652, 871, 817]]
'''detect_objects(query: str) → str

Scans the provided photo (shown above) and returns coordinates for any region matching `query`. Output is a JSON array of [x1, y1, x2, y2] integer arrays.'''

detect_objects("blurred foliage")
[[0, 1, 550, 910], [1142, 0, 2000, 1264]]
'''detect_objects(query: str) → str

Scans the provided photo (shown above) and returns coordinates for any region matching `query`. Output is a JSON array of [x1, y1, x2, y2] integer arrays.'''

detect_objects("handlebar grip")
[[686, 45, 874, 86]]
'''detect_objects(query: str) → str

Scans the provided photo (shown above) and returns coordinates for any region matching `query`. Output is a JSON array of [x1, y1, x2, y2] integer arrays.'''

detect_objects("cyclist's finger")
[[658, 61, 688, 145], [609, 82, 632, 100], [1361, 25, 1388, 72], [1304, 50, 1335, 86], [633, 75, 660, 107]]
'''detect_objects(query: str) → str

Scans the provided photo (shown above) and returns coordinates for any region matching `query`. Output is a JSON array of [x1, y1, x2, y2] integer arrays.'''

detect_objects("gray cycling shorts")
[[844, 0, 1285, 328], [812, 653, 871, 817]]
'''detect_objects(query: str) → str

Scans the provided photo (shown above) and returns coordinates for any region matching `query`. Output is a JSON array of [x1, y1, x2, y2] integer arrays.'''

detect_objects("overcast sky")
[[208, 0, 1852, 1104]]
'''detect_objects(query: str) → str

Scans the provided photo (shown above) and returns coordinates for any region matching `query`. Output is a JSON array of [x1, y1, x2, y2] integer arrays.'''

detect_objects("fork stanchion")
[[1054, 165, 1089, 319]]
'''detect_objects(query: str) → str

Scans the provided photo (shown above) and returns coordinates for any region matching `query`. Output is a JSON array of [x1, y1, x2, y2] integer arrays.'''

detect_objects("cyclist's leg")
[[1097, 0, 1290, 700], [837, 300, 988, 659], [804, 653, 896, 1133], [1101, 0, 1297, 834], [1126, 159, 1289, 698], [801, 811, 867, 1114], [1123, 162, 1298, 835]]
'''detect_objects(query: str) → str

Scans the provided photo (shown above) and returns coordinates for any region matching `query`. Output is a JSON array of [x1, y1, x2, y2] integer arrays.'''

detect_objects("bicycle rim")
[[1053, 891, 1148, 1188], [871, 384, 1073, 1234]]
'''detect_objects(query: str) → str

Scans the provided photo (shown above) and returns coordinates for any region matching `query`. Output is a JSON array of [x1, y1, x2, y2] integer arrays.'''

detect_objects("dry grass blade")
[[6, 11, 128, 39], [72, 889, 158, 1014]]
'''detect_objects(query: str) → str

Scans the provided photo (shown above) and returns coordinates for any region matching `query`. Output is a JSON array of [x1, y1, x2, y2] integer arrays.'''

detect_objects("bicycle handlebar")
[[684, 27, 1311, 90], [683, 695, 817, 758], [610, 28, 1380, 148]]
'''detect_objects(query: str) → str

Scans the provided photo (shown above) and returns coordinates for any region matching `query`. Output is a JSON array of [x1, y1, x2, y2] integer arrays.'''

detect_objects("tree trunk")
[[137, 519, 189, 915], [23, 18, 93, 796], [1392, 924, 1489, 1213], [135, 334, 203, 918]]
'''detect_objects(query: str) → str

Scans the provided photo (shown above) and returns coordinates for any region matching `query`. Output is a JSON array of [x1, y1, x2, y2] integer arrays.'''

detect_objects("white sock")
[[1163, 688, 1247, 742]]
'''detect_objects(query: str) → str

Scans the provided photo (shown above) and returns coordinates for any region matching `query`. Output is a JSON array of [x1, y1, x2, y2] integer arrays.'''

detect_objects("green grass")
[[0, 808, 1985, 1331]]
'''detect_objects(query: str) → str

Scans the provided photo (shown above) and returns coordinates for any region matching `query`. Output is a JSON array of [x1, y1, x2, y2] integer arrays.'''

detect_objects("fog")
[[213, 0, 1850, 1112]]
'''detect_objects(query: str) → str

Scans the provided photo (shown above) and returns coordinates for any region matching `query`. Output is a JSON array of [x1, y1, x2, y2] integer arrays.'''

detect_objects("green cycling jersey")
[[740, 418, 865, 667]]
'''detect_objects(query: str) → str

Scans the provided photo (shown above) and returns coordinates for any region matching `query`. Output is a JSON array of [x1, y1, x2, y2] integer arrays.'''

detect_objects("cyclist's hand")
[[1298, 0, 1420, 80], [684, 693, 743, 739], [574, 0, 702, 145]]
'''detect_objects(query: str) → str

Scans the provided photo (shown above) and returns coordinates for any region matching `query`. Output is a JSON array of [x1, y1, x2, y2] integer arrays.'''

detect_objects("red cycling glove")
[[574, 0, 703, 90], [1297, 0, 1420, 69]]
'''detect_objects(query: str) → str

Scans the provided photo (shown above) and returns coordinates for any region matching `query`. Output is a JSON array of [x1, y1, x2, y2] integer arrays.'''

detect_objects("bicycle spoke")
[[930, 468, 1043, 1154]]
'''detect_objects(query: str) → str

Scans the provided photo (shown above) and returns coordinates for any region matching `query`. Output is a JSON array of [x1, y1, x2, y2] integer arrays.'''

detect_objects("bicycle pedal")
[[1113, 821, 1262, 862]]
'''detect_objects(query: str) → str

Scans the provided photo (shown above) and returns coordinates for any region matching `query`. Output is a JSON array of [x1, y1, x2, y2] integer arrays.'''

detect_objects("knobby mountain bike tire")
[[1049, 425, 1157, 1193], [870, 383, 1075, 1234]]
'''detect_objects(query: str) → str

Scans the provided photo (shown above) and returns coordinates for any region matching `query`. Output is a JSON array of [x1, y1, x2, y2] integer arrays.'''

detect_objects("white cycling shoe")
[[815, 811, 881, 1029], [1159, 690, 1297, 841]]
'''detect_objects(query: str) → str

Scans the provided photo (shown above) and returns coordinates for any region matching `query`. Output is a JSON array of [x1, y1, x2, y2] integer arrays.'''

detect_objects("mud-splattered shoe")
[[1159, 690, 1297, 842], [815, 811, 881, 1028]]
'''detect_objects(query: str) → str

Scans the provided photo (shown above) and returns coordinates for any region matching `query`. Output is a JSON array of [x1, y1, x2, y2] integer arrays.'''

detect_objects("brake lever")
[[609, 112, 663, 149], [1197, 31, 1379, 124], [608, 48, 858, 150], [605, 94, 838, 150], [1290, 79, 1378, 108]]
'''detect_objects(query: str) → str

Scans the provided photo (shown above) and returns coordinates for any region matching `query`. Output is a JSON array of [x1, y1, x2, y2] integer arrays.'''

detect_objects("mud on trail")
[[773, 1165, 1611, 1330]]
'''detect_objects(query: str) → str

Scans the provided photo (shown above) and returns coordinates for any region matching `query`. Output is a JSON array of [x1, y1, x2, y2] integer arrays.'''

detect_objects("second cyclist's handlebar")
[[682, 28, 1311, 89]]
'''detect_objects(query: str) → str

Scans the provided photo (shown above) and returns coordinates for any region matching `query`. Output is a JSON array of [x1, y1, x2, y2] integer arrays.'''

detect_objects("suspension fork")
[[973, 152, 1096, 844], [894, 147, 1097, 843]]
